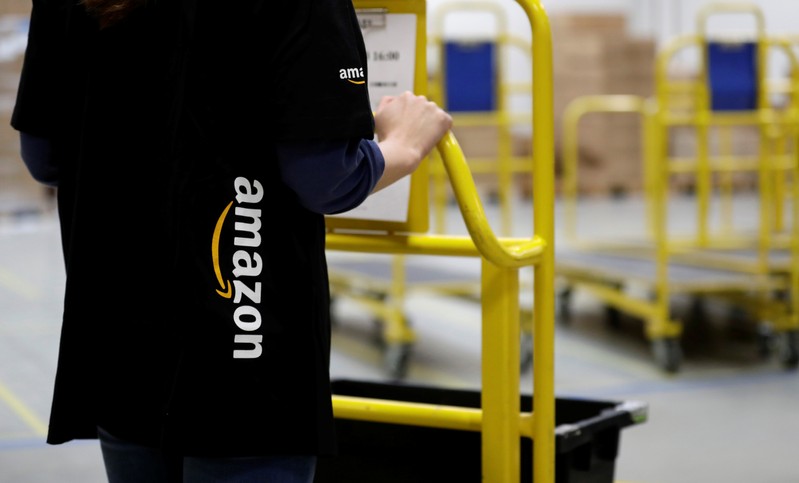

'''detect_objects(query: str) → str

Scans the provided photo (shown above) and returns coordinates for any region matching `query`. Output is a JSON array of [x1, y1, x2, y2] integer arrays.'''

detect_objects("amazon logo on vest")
[[339, 66, 365, 84], [211, 177, 264, 360]]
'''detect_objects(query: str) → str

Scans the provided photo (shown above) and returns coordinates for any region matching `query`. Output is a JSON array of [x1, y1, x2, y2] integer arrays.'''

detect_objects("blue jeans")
[[98, 427, 317, 483]]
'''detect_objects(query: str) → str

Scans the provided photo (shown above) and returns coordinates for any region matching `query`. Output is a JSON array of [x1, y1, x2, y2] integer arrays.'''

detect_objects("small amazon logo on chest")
[[340, 67, 365, 84]]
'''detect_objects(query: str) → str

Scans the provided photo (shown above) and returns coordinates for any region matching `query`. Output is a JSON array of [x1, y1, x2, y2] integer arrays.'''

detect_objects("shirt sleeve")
[[266, 0, 374, 143], [19, 132, 59, 187], [11, 0, 62, 137], [277, 138, 385, 214], [183, 0, 374, 145]]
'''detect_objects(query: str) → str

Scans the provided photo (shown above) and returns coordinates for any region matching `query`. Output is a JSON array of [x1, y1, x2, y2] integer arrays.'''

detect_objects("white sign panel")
[[330, 12, 417, 223]]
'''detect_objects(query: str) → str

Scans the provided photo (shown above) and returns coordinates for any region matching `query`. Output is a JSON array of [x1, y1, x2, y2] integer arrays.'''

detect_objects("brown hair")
[[81, 0, 149, 29]]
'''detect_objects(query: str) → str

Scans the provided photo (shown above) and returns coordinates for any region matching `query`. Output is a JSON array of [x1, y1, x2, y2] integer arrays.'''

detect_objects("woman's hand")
[[371, 91, 452, 193]]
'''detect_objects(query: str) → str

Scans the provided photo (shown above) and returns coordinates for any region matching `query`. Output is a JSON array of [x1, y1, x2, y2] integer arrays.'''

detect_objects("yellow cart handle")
[[326, 130, 546, 269], [437, 131, 546, 268]]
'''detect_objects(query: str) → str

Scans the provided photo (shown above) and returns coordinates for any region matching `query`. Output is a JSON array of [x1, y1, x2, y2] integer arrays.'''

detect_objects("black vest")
[[13, 0, 373, 456]]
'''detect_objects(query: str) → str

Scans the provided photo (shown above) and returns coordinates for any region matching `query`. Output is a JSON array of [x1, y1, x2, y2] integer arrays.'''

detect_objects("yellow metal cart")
[[319, 1, 647, 482], [327, 0, 535, 379], [555, 2, 799, 372]]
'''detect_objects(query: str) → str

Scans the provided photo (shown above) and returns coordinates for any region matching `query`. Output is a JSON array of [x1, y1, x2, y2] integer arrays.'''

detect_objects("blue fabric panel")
[[707, 41, 758, 111], [444, 41, 496, 112]]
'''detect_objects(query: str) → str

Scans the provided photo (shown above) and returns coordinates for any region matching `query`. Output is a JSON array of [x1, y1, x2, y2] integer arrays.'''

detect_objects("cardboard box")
[[0, 0, 30, 17], [550, 13, 627, 35], [550, 13, 656, 195]]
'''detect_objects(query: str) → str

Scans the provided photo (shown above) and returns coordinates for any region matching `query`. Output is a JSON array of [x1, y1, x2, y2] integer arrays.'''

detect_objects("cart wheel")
[[384, 342, 412, 380], [756, 324, 773, 360], [371, 318, 386, 348], [652, 337, 682, 373], [604, 305, 622, 330], [727, 305, 751, 328], [688, 296, 707, 324], [556, 286, 573, 324], [520, 331, 534, 373], [777, 330, 799, 370]]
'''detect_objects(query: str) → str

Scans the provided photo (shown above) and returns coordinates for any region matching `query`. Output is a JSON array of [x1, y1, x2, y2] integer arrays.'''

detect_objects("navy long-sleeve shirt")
[[19, 132, 58, 187], [276, 138, 385, 214], [19, 132, 385, 214]]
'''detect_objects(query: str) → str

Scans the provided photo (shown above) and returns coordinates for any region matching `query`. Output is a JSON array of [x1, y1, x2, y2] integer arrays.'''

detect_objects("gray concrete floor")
[[1, 194, 798, 482]]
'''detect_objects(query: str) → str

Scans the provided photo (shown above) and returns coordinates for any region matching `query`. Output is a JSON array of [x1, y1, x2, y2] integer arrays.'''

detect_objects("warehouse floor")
[[1, 193, 798, 483]]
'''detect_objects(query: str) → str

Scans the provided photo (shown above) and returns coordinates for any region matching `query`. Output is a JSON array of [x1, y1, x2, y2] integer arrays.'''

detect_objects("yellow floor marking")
[[0, 380, 47, 437], [0, 265, 40, 300]]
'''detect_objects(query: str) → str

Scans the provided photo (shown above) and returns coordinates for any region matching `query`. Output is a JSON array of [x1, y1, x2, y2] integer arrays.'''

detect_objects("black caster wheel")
[[688, 296, 707, 325], [371, 318, 386, 348], [756, 324, 774, 360], [652, 337, 682, 373], [556, 286, 573, 324], [602, 283, 624, 329], [604, 305, 622, 330], [777, 330, 799, 370], [384, 342, 412, 381]]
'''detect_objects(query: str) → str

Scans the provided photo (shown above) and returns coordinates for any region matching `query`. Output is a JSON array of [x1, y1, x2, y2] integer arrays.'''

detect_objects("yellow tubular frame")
[[561, 2, 799, 350], [653, 12, 799, 342], [560, 94, 681, 343], [327, 0, 555, 480], [664, 1, 799, 347], [656, 2, 799, 256], [562, 95, 649, 247]]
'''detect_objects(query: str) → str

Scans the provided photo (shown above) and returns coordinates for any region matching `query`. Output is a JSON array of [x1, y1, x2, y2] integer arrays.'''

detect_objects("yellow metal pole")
[[718, 125, 734, 234], [385, 254, 414, 344], [562, 99, 581, 243], [328, 230, 545, 262], [334, 395, 484, 431], [481, 259, 521, 483], [516, 0, 556, 481], [643, 98, 660, 242], [772, 131, 787, 233], [790, 119, 799, 332], [687, 34, 708, 235], [650, 101, 680, 340], [696, 116, 711, 247]]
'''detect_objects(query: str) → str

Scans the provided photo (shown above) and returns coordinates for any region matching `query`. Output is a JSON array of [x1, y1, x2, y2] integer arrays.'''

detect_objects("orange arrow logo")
[[212, 201, 233, 298]]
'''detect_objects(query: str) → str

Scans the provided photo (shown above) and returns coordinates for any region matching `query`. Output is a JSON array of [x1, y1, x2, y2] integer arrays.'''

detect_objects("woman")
[[12, 0, 451, 481]]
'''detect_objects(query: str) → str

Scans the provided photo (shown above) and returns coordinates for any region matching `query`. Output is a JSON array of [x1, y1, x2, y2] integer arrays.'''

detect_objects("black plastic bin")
[[315, 379, 647, 483]]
